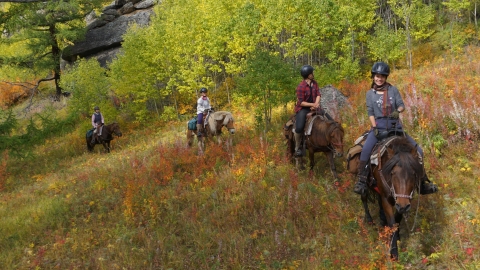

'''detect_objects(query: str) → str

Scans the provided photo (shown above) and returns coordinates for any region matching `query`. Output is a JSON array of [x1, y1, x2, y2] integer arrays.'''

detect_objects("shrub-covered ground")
[[1, 50, 479, 269]]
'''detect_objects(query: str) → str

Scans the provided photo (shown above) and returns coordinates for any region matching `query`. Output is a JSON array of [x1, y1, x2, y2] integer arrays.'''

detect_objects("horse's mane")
[[383, 137, 423, 179], [327, 120, 344, 134]]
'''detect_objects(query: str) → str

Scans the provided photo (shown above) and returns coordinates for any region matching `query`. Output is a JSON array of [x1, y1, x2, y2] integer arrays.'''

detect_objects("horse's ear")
[[386, 147, 395, 158]]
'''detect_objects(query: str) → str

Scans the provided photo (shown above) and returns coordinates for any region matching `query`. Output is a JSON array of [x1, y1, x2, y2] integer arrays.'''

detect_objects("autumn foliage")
[[0, 82, 29, 108]]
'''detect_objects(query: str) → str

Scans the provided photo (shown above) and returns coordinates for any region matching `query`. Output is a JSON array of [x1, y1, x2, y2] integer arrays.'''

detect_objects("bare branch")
[[16, 76, 55, 116]]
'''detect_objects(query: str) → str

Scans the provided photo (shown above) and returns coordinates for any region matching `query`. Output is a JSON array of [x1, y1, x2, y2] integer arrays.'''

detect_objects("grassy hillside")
[[1, 51, 480, 269]]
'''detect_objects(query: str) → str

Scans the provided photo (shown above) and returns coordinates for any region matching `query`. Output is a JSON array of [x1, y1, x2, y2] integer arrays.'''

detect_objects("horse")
[[86, 122, 123, 153], [284, 113, 344, 180], [186, 110, 235, 154], [349, 135, 424, 260]]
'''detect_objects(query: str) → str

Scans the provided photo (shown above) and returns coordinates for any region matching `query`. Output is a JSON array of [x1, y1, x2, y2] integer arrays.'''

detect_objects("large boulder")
[[319, 85, 348, 120], [62, 0, 157, 67]]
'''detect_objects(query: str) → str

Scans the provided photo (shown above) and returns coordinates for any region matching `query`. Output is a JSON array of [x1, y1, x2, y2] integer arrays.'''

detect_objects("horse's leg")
[[86, 137, 94, 152], [295, 156, 304, 170], [197, 136, 205, 155], [325, 151, 338, 180], [378, 195, 387, 227], [102, 142, 110, 153], [309, 149, 315, 171], [187, 129, 194, 147], [216, 134, 222, 146], [361, 193, 374, 224], [380, 197, 399, 260]]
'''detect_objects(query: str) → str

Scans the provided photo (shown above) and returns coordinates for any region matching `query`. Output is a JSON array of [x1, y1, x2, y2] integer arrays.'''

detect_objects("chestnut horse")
[[284, 114, 344, 180], [349, 136, 424, 259], [86, 122, 122, 153], [186, 110, 235, 154]]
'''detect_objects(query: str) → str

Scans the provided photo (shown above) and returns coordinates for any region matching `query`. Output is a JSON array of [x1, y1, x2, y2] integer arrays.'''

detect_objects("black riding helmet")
[[371, 62, 390, 78], [94, 106, 100, 110], [200, 87, 208, 93], [300, 65, 314, 79]]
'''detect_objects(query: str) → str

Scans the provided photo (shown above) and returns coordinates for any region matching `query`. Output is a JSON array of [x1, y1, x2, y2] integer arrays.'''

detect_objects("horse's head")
[[110, 122, 123, 137], [210, 111, 235, 135], [329, 122, 344, 158], [381, 138, 423, 214], [224, 115, 235, 134]]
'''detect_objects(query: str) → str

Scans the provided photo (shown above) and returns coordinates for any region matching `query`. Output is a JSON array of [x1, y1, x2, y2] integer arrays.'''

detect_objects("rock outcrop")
[[320, 85, 348, 120], [62, 0, 157, 67]]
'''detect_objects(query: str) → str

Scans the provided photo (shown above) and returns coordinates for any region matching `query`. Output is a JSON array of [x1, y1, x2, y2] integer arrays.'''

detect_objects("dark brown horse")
[[186, 110, 235, 154], [354, 136, 424, 259], [86, 122, 122, 153], [285, 114, 344, 180]]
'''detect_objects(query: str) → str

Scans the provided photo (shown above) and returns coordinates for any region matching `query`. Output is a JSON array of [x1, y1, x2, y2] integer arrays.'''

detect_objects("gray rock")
[[100, 14, 116, 22], [119, 2, 135, 14], [135, 0, 155, 9], [62, 9, 153, 61], [92, 47, 124, 67], [86, 19, 108, 31], [103, 9, 119, 16], [103, 2, 117, 11], [85, 11, 97, 25], [319, 85, 348, 120]]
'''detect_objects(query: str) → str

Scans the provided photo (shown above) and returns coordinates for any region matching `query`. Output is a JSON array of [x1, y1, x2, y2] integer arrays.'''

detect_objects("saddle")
[[283, 112, 329, 137]]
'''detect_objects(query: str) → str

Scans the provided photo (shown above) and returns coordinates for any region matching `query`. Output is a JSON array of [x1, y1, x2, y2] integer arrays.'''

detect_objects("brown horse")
[[86, 122, 122, 153], [352, 136, 424, 260], [186, 110, 235, 154], [284, 114, 344, 180]]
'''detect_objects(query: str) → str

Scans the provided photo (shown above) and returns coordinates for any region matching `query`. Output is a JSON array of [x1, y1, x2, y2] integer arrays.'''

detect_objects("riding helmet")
[[200, 87, 208, 93], [94, 106, 100, 110], [300, 65, 314, 79], [371, 62, 390, 77]]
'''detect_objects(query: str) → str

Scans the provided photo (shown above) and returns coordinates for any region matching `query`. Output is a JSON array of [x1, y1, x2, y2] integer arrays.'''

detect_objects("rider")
[[353, 62, 438, 195], [293, 65, 326, 157], [91, 106, 104, 144], [196, 87, 212, 137]]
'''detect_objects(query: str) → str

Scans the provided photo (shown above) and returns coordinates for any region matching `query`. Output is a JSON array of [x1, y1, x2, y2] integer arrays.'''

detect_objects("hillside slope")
[[1, 54, 480, 268]]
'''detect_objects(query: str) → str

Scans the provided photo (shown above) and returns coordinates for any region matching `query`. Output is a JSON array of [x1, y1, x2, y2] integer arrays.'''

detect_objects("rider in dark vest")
[[91, 106, 104, 144], [293, 65, 333, 157], [353, 62, 438, 196]]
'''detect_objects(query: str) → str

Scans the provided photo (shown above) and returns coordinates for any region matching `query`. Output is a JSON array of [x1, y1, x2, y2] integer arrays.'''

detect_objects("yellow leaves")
[[470, 219, 479, 226]]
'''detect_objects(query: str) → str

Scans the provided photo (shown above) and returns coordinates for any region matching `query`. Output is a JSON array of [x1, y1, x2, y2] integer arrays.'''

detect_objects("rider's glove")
[[373, 127, 378, 136], [388, 110, 400, 119]]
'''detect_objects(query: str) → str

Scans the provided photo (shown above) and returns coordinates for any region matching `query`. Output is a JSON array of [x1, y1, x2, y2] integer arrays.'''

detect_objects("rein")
[[403, 187, 421, 232]]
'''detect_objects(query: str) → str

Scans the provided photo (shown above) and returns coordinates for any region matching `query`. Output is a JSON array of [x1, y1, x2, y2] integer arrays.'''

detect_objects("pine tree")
[[0, 0, 109, 99]]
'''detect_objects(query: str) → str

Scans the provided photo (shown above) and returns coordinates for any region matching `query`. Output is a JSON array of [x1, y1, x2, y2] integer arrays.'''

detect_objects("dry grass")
[[1, 50, 480, 269]]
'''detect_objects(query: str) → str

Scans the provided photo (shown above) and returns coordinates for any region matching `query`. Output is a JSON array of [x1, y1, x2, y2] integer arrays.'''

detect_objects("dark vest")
[[93, 113, 102, 124]]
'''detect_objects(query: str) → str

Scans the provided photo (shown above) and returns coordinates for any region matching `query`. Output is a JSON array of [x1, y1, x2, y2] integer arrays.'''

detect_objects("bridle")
[[378, 168, 419, 201], [326, 124, 344, 155]]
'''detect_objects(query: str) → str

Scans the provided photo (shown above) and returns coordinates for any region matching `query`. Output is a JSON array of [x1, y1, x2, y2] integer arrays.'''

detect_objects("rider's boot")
[[196, 124, 203, 137], [419, 174, 438, 195], [353, 160, 369, 195], [294, 132, 303, 157]]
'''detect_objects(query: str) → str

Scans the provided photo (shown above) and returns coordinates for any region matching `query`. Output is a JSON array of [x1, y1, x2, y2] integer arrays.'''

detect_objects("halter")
[[378, 168, 418, 200]]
